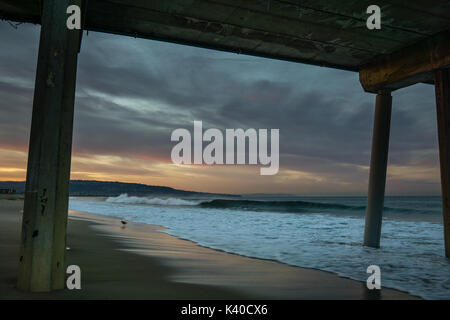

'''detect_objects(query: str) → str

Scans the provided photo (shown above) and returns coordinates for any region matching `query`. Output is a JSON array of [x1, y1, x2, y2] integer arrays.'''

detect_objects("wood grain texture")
[[434, 68, 450, 258]]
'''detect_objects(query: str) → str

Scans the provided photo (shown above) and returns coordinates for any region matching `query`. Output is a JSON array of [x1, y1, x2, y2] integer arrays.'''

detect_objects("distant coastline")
[[0, 180, 239, 198]]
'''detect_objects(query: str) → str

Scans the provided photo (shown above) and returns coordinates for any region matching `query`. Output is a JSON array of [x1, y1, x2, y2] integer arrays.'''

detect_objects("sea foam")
[[105, 193, 199, 206], [69, 196, 450, 299]]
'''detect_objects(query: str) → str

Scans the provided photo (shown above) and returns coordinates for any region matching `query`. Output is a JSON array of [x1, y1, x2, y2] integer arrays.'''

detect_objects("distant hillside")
[[0, 181, 24, 193], [0, 180, 237, 198]]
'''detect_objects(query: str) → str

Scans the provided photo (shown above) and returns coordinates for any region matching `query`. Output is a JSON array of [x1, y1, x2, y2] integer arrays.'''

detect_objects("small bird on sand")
[[120, 220, 127, 225]]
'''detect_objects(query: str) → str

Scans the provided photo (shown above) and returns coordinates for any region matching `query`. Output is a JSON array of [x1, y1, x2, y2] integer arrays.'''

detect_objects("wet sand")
[[0, 199, 420, 299]]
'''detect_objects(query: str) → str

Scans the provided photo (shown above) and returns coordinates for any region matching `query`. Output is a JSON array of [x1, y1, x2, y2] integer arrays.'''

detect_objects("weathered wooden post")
[[363, 91, 392, 248], [17, 0, 82, 292], [359, 30, 450, 255], [434, 68, 450, 258]]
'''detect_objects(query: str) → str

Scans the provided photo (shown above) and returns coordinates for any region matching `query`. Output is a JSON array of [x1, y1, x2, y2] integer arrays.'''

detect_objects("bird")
[[120, 220, 127, 225]]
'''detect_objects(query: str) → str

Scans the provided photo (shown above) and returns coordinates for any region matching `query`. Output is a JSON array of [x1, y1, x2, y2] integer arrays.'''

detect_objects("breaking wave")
[[69, 195, 448, 299], [104, 196, 437, 218], [197, 199, 429, 217], [199, 199, 361, 212], [105, 194, 200, 206]]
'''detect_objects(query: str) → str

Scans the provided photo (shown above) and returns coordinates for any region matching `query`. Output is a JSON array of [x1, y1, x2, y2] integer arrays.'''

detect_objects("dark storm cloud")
[[0, 76, 34, 149], [0, 22, 440, 193], [0, 23, 39, 150]]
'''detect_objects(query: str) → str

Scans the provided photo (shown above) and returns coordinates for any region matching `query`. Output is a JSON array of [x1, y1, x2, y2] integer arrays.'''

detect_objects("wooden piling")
[[434, 68, 450, 258], [363, 91, 392, 248], [17, 0, 82, 292]]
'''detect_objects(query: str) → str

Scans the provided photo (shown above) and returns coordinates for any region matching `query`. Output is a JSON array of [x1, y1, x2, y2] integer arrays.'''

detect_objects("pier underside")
[[0, 0, 449, 291]]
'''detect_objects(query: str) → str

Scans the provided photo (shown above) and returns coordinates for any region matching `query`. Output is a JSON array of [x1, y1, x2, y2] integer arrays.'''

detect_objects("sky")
[[0, 22, 441, 195]]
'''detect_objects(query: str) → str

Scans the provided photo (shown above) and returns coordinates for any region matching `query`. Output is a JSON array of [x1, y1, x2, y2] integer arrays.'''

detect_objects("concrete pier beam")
[[363, 91, 392, 248], [434, 68, 450, 259], [17, 0, 82, 292]]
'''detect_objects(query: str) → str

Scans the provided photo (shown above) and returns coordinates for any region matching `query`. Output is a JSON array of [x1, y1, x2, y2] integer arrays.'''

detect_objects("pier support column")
[[434, 68, 450, 258], [363, 91, 392, 248], [17, 0, 83, 292]]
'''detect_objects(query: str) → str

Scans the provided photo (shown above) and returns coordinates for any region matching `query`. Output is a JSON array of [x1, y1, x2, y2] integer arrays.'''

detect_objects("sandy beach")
[[0, 198, 419, 299]]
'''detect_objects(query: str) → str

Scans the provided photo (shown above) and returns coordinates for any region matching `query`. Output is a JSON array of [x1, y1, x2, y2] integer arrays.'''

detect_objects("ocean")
[[69, 195, 450, 299]]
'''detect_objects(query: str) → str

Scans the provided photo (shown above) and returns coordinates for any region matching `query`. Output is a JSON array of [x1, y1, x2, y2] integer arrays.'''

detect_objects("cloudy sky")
[[0, 22, 441, 195]]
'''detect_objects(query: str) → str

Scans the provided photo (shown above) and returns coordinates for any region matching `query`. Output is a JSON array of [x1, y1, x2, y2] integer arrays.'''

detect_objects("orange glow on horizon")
[[0, 146, 441, 195]]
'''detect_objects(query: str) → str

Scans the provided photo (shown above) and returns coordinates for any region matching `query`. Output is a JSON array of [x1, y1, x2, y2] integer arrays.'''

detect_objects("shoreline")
[[0, 199, 247, 299], [0, 199, 420, 299], [69, 209, 420, 299]]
